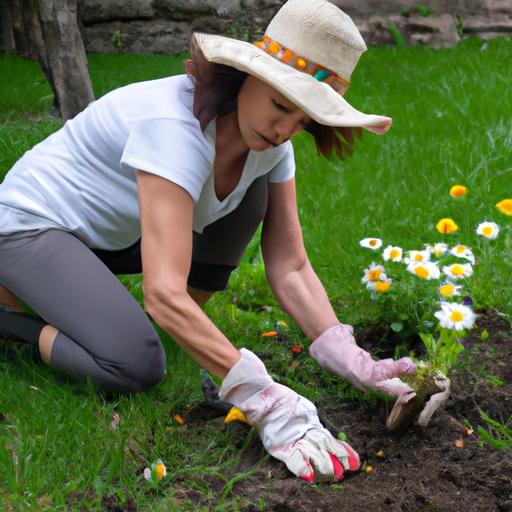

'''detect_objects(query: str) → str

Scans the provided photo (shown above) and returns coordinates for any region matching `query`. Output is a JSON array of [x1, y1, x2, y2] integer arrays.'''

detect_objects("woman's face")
[[237, 76, 311, 151]]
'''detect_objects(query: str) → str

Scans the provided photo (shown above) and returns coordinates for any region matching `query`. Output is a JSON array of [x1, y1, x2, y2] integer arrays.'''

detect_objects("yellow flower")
[[436, 218, 459, 234], [449, 185, 467, 198], [374, 279, 392, 293], [439, 283, 461, 297], [496, 198, 512, 216], [155, 461, 167, 481], [224, 406, 251, 426]]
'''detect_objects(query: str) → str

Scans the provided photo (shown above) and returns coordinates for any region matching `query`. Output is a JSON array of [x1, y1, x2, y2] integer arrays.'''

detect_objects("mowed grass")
[[0, 38, 511, 509]]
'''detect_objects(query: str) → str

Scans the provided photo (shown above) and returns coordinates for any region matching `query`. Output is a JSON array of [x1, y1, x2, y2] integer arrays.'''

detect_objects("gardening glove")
[[417, 372, 451, 427], [309, 323, 417, 404], [219, 348, 360, 483]]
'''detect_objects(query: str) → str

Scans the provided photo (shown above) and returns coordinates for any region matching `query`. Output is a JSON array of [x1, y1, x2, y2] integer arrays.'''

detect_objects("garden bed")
[[173, 309, 511, 512]]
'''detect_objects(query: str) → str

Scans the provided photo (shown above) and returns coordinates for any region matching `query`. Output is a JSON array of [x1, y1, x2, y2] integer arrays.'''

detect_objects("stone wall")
[[3, 0, 512, 55]]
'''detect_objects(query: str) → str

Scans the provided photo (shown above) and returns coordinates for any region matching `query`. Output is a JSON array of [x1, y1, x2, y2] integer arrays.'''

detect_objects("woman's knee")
[[116, 335, 167, 392]]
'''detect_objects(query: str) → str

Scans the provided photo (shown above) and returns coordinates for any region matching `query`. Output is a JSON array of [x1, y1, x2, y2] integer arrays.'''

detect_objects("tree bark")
[[8, 0, 95, 121]]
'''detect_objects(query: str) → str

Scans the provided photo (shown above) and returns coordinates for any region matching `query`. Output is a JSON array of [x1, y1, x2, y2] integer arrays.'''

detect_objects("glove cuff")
[[309, 323, 355, 367], [219, 348, 273, 406]]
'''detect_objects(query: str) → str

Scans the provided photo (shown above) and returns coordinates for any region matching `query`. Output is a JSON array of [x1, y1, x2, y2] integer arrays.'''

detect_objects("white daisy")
[[438, 282, 462, 298], [476, 221, 500, 240], [434, 302, 476, 331], [450, 244, 475, 264], [359, 238, 383, 250], [406, 261, 440, 280], [427, 242, 448, 258], [442, 262, 473, 280], [362, 263, 386, 284], [404, 249, 431, 265], [382, 245, 403, 262]]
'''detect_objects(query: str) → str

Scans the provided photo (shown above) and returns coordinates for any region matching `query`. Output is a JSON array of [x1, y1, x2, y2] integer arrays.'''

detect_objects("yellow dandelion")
[[436, 218, 459, 234], [496, 198, 512, 216], [449, 185, 467, 198]]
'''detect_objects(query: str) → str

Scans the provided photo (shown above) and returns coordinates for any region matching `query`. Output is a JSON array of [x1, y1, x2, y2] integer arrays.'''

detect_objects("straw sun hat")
[[193, 0, 392, 134]]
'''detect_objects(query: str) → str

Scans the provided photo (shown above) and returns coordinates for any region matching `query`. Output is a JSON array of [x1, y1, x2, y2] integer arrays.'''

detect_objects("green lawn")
[[0, 38, 511, 509]]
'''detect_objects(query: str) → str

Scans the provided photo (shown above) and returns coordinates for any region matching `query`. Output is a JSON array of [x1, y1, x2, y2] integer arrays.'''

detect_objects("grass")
[[1, 37, 512, 509]]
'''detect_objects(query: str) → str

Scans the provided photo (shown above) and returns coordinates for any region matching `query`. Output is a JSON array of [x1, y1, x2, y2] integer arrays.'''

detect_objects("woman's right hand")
[[219, 348, 360, 482]]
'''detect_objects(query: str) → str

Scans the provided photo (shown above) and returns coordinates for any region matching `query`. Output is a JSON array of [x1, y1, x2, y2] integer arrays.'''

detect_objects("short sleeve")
[[120, 117, 213, 202], [268, 141, 296, 183]]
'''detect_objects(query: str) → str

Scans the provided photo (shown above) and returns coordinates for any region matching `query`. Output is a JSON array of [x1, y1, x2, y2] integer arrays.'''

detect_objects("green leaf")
[[390, 322, 403, 333], [480, 328, 489, 341], [337, 432, 347, 441], [415, 3, 431, 16]]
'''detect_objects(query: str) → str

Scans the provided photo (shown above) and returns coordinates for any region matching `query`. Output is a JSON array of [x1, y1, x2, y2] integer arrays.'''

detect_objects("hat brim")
[[193, 33, 392, 134]]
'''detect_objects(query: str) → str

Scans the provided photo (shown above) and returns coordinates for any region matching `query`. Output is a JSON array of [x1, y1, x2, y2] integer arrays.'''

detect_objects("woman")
[[0, 0, 417, 482]]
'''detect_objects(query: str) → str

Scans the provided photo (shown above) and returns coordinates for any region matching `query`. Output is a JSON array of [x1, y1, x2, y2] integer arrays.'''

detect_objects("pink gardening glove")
[[309, 324, 417, 405], [219, 349, 360, 483]]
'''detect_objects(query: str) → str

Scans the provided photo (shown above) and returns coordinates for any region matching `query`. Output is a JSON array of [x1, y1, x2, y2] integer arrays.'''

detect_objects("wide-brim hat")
[[193, 0, 392, 134]]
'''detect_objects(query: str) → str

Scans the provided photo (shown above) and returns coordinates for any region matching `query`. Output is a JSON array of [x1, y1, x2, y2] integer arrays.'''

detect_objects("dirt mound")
[[180, 309, 512, 511]]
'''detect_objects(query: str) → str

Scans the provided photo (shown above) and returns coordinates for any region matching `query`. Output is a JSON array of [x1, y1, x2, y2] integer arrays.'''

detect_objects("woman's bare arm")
[[136, 170, 240, 378]]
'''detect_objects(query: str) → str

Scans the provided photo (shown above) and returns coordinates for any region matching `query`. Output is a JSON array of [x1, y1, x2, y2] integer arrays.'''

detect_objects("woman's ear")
[[184, 59, 196, 78]]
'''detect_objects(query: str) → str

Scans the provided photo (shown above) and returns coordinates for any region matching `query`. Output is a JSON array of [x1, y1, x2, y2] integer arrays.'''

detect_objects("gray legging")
[[0, 175, 268, 392]]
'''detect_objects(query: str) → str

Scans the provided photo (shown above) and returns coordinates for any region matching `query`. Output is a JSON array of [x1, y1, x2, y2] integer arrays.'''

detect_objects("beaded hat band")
[[254, 35, 350, 96]]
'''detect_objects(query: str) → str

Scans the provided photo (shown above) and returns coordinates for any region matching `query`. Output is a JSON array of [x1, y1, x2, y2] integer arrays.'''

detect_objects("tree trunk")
[[8, 0, 95, 121]]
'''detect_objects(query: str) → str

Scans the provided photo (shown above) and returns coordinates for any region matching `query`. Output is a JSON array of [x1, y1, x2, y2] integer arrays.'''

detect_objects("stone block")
[[79, 0, 154, 24]]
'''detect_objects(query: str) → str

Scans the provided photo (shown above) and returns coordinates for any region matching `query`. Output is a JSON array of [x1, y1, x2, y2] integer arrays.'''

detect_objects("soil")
[[176, 309, 512, 512]]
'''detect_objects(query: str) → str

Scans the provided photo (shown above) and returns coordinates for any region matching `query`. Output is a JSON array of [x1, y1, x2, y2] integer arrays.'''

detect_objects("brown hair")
[[185, 36, 361, 160]]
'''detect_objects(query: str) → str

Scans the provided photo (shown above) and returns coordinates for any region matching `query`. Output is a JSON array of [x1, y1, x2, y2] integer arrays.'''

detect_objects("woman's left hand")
[[309, 324, 417, 404]]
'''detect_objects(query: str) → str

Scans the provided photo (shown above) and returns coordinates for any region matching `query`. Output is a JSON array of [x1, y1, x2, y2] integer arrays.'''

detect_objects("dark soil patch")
[[181, 309, 512, 511]]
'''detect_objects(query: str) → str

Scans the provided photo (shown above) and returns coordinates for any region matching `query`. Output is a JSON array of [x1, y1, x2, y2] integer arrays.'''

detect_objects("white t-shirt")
[[0, 75, 295, 250]]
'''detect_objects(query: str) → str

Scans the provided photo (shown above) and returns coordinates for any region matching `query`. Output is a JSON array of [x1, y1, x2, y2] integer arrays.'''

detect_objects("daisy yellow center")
[[368, 269, 382, 281], [456, 246, 466, 254], [415, 253, 424, 262], [369, 239, 377, 247], [375, 281, 391, 293], [415, 266, 429, 279], [390, 248, 400, 259], [482, 226, 493, 236], [440, 284, 455, 296], [449, 310, 464, 322], [451, 264, 465, 276]]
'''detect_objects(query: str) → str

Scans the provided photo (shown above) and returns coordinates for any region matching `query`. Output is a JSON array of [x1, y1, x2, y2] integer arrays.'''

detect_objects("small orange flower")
[[375, 280, 391, 293], [291, 345, 302, 354], [449, 185, 467, 198], [261, 330, 278, 337], [455, 439, 464, 448], [436, 218, 459, 234], [496, 198, 512, 216], [174, 414, 185, 426]]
